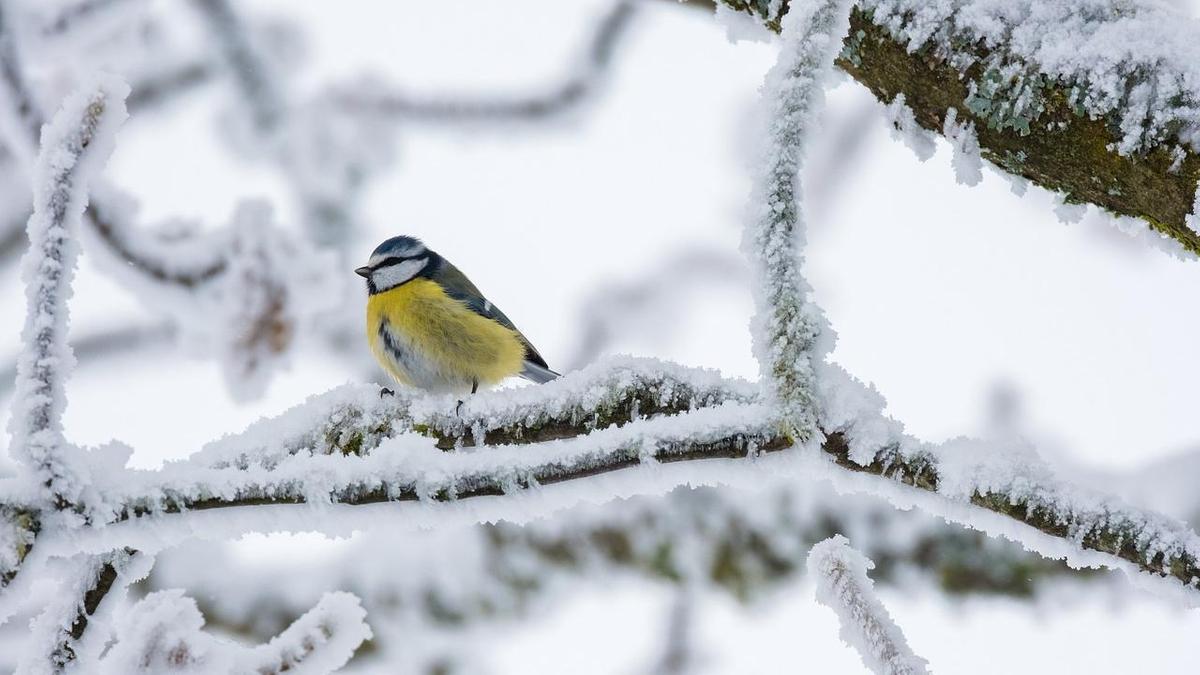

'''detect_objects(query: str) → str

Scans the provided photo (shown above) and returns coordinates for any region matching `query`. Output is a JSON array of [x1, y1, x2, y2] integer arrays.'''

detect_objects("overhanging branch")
[[708, 1, 1200, 253]]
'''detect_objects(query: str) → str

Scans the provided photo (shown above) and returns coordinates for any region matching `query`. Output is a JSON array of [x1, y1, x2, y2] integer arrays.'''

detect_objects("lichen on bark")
[[715, 1, 1200, 253]]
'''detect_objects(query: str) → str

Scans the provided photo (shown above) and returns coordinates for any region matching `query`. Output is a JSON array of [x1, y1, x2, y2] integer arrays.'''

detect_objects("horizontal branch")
[[712, 1, 1200, 253], [27, 357, 1195, 600]]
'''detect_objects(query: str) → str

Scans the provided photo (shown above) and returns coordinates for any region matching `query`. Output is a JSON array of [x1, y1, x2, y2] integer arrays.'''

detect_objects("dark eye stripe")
[[375, 254, 423, 269]]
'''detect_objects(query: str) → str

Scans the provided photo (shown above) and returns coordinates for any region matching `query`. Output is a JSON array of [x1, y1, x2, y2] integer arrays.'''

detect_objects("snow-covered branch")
[[97, 589, 370, 674], [18, 548, 145, 675], [743, 0, 849, 441], [714, 0, 1200, 254], [0, 356, 1180, 600], [9, 75, 128, 510], [808, 535, 929, 675]]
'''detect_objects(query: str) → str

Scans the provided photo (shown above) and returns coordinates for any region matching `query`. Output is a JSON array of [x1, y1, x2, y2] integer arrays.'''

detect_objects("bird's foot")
[[455, 399, 464, 416], [379, 387, 395, 399]]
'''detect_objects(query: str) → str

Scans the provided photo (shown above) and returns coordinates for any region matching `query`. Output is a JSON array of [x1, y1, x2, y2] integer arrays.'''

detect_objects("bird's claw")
[[455, 399, 464, 416], [379, 387, 395, 399]]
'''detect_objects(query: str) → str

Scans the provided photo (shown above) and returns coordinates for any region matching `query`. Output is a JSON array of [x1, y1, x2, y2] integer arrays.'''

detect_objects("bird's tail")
[[521, 360, 560, 384]]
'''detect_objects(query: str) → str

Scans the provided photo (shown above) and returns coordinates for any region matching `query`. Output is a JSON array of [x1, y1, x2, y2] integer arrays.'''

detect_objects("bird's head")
[[355, 236, 435, 294]]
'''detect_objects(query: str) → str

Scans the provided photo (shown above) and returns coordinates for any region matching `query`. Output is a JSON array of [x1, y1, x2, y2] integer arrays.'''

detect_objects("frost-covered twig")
[[715, 0, 1200, 253], [0, 1, 230, 287], [336, 0, 636, 123], [808, 535, 929, 675], [17, 548, 143, 675], [96, 589, 370, 674], [237, 591, 372, 675], [743, 0, 850, 440], [9, 76, 128, 510]]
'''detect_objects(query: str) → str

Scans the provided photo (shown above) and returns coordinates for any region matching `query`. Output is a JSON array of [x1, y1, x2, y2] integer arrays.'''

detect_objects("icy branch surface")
[[8, 75, 128, 510], [743, 0, 851, 440], [862, 0, 1200, 155], [97, 589, 370, 674], [808, 535, 929, 675]]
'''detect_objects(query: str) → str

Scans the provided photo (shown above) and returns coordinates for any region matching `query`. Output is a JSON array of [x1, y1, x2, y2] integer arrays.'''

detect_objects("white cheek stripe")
[[372, 258, 428, 290]]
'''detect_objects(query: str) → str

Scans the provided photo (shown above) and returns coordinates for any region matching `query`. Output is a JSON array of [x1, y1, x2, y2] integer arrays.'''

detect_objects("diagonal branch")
[[18, 548, 142, 674], [708, 0, 1200, 254], [809, 535, 930, 675]]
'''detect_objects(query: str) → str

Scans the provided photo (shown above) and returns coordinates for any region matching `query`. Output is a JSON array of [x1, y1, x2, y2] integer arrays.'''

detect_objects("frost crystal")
[[883, 94, 935, 162], [863, 0, 1200, 154], [744, 0, 853, 439], [943, 107, 982, 186], [808, 535, 930, 675]]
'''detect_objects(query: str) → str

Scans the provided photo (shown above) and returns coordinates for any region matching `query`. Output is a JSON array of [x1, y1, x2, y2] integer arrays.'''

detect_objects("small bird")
[[356, 235, 559, 397]]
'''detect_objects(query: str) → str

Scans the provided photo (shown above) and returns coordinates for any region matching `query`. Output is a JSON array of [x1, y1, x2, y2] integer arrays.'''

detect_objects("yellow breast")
[[366, 279, 527, 392]]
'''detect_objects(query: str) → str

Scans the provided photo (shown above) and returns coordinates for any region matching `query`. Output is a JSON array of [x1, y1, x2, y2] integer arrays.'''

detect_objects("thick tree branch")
[[708, 0, 1200, 253], [23, 357, 1187, 598]]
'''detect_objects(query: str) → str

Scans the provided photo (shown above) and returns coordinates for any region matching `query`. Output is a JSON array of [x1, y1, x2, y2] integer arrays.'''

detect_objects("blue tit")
[[355, 235, 559, 396]]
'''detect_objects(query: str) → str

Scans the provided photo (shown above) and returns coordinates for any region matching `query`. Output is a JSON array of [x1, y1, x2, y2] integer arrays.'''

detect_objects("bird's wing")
[[431, 260, 554, 371]]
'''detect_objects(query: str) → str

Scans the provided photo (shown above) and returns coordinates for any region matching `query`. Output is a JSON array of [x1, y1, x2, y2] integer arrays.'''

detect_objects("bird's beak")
[[354, 266, 372, 278]]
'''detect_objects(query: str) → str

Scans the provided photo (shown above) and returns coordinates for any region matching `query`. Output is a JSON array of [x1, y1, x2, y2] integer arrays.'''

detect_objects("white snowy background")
[[3, 0, 1200, 671]]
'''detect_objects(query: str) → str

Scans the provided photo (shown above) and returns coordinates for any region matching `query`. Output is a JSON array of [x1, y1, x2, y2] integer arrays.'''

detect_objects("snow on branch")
[[2, 355, 1176, 603], [743, 0, 850, 441], [815, 364, 1200, 599], [335, 0, 637, 124], [9, 75, 128, 511], [97, 590, 370, 674], [714, 0, 1200, 254], [808, 535, 929, 675], [17, 548, 146, 675]]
